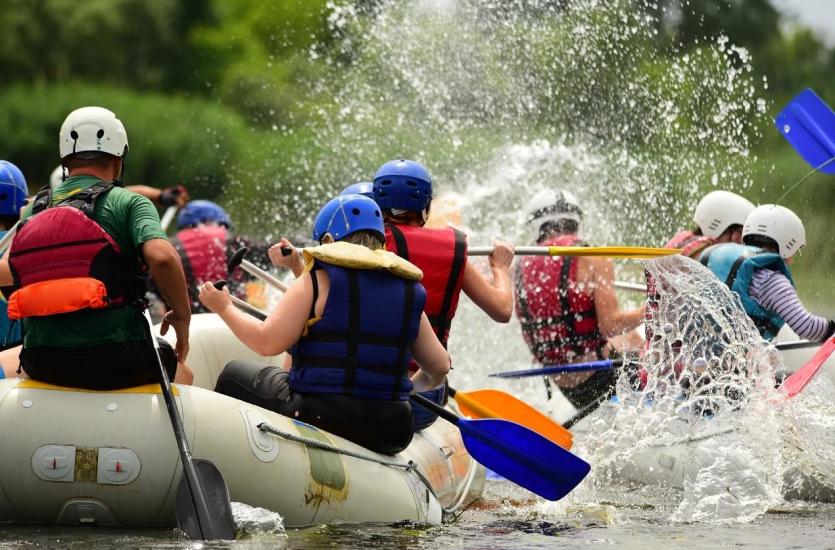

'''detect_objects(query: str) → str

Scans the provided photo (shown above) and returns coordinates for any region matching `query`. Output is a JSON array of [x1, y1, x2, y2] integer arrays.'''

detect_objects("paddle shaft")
[[615, 280, 647, 292], [214, 280, 268, 320], [0, 221, 20, 254], [411, 393, 460, 425], [240, 258, 288, 292], [467, 245, 678, 258], [160, 205, 178, 232], [145, 311, 221, 540]]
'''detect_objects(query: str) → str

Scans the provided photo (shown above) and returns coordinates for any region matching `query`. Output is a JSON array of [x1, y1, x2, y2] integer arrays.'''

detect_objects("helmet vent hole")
[[351, 208, 360, 215], [406, 180, 417, 187], [70, 130, 79, 140], [0, 193, 7, 200], [96, 129, 105, 139], [374, 210, 380, 217]]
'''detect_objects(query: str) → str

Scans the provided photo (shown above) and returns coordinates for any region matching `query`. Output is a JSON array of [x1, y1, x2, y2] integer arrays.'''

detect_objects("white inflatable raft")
[[0, 314, 485, 528]]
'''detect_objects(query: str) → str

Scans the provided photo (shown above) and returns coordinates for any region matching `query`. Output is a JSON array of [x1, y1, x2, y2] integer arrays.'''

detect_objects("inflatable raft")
[[0, 314, 485, 528]]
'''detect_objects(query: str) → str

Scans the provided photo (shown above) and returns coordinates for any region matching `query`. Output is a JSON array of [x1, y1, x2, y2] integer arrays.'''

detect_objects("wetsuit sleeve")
[[751, 270, 830, 341], [126, 194, 168, 248]]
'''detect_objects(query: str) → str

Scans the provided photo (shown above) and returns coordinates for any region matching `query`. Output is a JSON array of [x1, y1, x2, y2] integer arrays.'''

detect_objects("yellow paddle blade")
[[545, 246, 680, 259], [453, 389, 573, 450]]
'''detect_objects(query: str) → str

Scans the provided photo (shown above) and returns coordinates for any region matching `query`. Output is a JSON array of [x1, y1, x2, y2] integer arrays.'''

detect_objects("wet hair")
[[340, 230, 385, 250], [537, 219, 579, 242], [743, 234, 779, 253]]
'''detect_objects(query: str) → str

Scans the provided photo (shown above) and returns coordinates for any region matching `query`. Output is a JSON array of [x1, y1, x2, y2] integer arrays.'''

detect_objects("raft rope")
[[257, 422, 438, 500]]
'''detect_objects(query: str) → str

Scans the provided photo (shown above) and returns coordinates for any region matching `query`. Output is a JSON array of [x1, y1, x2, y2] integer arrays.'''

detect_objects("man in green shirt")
[[0, 106, 192, 389]]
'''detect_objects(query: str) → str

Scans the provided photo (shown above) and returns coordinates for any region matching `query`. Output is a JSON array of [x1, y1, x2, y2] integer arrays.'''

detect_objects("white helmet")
[[692, 190, 755, 239], [49, 165, 66, 190], [525, 188, 583, 227], [59, 107, 129, 160], [743, 204, 805, 259]]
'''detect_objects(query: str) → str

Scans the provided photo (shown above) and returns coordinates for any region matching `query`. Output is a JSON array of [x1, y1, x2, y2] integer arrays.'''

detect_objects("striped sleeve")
[[750, 269, 829, 341]]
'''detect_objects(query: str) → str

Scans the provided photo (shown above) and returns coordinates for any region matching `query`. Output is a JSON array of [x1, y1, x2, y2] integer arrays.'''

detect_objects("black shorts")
[[21, 338, 178, 391], [215, 360, 414, 455]]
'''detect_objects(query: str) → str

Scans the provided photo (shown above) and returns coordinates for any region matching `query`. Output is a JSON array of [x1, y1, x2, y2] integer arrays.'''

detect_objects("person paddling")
[[201, 194, 450, 455], [373, 159, 514, 430], [0, 106, 193, 388], [166, 200, 271, 313], [700, 204, 834, 342], [516, 189, 645, 409]]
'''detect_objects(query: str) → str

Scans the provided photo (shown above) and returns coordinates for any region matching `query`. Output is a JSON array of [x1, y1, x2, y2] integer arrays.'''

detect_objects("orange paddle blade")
[[453, 388, 573, 450]]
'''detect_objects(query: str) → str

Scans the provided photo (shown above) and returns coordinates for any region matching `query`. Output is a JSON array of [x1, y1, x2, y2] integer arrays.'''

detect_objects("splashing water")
[[563, 256, 833, 523]]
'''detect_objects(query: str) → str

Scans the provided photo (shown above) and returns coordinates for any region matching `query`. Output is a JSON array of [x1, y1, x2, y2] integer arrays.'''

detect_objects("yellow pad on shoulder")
[[16, 379, 179, 396], [303, 241, 423, 281]]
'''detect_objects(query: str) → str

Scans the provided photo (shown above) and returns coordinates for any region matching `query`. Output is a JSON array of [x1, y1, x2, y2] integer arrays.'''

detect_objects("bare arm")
[[460, 240, 515, 322], [143, 238, 192, 361], [126, 185, 190, 207], [199, 270, 317, 357], [409, 313, 451, 393], [590, 257, 645, 337]]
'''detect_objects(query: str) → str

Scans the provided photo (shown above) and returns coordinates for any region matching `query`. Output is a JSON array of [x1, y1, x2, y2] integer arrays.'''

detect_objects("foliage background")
[[0, 0, 832, 306]]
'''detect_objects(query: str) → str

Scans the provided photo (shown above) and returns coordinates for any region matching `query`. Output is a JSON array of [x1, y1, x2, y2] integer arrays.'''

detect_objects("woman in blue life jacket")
[[199, 194, 450, 455], [700, 204, 834, 342]]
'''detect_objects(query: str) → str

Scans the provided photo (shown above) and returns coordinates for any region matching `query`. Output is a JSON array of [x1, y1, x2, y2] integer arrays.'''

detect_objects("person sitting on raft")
[[0, 106, 193, 389], [515, 188, 645, 409], [199, 193, 450, 455], [700, 204, 834, 342]]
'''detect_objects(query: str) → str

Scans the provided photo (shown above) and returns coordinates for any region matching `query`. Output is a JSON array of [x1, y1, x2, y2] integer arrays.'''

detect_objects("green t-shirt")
[[22, 175, 168, 348]]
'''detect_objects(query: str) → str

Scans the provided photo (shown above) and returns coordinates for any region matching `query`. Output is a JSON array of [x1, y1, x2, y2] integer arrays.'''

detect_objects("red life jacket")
[[7, 182, 143, 320], [665, 230, 714, 259], [385, 224, 467, 347], [515, 234, 606, 365], [171, 225, 231, 312]]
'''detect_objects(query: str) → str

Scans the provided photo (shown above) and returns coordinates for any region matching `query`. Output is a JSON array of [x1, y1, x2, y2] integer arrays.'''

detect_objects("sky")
[[773, 0, 835, 45]]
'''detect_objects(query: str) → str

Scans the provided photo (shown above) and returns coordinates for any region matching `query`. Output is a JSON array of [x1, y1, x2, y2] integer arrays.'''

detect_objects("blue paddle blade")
[[489, 359, 615, 379], [775, 88, 835, 174], [457, 417, 590, 501]]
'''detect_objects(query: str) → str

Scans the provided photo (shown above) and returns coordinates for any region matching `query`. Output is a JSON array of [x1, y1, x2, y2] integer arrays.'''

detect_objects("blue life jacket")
[[699, 242, 794, 340], [290, 260, 427, 400]]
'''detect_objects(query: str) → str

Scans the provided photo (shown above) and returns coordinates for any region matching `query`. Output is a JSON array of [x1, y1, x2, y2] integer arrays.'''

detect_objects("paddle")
[[410, 393, 590, 501], [160, 205, 178, 232], [775, 88, 835, 202], [449, 387, 573, 450], [277, 244, 679, 260], [775, 88, 835, 175], [212, 280, 268, 320], [490, 340, 823, 379], [144, 310, 236, 540], [615, 280, 647, 292], [490, 359, 617, 379], [781, 336, 835, 398], [228, 246, 288, 291], [467, 245, 680, 259]]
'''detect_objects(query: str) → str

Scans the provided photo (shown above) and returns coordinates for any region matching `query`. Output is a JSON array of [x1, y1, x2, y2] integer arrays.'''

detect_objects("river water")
[[4, 1, 834, 547]]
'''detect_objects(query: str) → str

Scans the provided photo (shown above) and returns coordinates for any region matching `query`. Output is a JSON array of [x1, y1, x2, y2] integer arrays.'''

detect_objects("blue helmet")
[[312, 194, 384, 242], [340, 181, 374, 198], [0, 161, 28, 217], [372, 159, 433, 212], [176, 200, 231, 229]]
